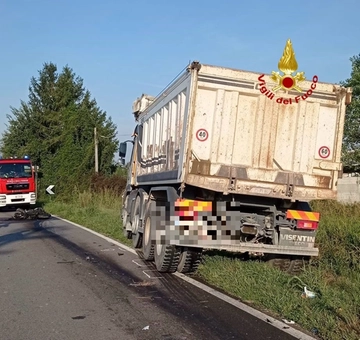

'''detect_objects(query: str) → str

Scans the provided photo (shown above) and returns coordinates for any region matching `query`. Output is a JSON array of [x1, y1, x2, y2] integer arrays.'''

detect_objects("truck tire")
[[154, 244, 181, 273], [131, 195, 142, 248], [285, 256, 310, 275], [142, 204, 154, 261], [266, 255, 309, 275], [265, 255, 290, 272], [122, 194, 132, 239], [177, 247, 203, 274]]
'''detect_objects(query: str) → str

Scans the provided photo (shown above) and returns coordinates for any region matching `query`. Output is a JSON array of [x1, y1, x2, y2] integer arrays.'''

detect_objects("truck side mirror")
[[119, 142, 127, 158]]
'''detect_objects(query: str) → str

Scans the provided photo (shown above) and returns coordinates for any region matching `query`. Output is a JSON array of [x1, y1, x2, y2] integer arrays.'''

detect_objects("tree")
[[341, 54, 360, 173], [0, 62, 118, 194]]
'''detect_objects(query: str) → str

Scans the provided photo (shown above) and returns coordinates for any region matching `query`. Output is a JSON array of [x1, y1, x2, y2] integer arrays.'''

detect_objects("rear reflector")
[[296, 220, 319, 230], [286, 210, 320, 222]]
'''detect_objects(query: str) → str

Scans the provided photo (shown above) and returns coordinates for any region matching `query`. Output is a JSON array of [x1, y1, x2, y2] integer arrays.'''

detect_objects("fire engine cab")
[[0, 156, 37, 208]]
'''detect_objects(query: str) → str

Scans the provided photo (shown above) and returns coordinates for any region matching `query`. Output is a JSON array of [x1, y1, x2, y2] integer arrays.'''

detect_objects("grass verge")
[[44, 189, 132, 247], [44, 192, 360, 340]]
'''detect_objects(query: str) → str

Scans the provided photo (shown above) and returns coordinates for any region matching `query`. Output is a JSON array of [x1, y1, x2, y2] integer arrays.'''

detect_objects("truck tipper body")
[[0, 157, 37, 208], [120, 56, 352, 275]]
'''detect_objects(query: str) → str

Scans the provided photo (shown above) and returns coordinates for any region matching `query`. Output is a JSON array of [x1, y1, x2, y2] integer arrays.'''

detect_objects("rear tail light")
[[296, 220, 319, 230], [286, 209, 320, 230], [174, 199, 212, 220]]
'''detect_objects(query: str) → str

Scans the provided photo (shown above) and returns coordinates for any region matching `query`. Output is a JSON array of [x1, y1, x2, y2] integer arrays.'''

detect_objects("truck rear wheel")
[[131, 196, 142, 248], [285, 256, 310, 275], [266, 256, 289, 271], [154, 244, 181, 273], [266, 255, 310, 275], [177, 247, 203, 274]]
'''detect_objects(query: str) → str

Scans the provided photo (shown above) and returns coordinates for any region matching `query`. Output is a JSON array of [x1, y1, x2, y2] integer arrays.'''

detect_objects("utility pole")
[[94, 127, 99, 173]]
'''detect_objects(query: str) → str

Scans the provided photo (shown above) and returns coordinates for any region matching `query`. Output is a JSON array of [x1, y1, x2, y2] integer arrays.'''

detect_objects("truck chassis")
[[121, 183, 319, 275]]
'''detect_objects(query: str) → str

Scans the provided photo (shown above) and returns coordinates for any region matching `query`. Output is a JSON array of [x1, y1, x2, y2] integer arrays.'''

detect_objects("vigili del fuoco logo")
[[258, 39, 318, 105]]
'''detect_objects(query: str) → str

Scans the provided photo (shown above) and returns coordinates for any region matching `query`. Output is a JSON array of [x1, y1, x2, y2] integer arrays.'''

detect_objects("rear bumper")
[[0, 192, 36, 207], [177, 243, 319, 257], [149, 198, 320, 257]]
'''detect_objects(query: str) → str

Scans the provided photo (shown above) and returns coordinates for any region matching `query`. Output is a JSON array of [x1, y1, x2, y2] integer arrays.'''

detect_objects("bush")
[[89, 173, 127, 195]]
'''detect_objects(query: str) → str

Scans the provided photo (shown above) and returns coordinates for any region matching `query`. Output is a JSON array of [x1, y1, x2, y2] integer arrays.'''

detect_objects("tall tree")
[[341, 54, 360, 173], [1, 62, 118, 194]]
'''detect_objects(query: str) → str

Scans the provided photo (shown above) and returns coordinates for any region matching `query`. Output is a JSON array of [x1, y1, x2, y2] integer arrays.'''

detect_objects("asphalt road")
[[0, 209, 312, 340]]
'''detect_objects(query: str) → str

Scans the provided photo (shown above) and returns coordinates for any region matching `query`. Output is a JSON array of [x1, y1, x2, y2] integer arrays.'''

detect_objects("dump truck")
[[119, 46, 352, 275]]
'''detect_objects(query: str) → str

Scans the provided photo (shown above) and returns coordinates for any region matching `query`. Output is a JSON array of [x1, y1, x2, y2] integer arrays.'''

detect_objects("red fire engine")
[[0, 156, 37, 208]]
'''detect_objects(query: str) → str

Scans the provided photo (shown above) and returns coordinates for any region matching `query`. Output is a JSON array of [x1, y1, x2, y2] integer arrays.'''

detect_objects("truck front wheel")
[[122, 193, 132, 239], [131, 196, 142, 248]]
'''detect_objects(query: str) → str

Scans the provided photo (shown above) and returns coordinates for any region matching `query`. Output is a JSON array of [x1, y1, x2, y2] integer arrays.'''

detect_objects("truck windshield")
[[0, 163, 33, 179]]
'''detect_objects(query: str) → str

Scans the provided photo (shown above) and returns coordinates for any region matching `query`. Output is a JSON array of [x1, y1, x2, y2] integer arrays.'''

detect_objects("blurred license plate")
[[15, 195, 24, 199]]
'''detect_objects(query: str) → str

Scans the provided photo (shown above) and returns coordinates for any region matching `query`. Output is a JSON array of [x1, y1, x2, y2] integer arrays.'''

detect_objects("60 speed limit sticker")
[[196, 129, 208, 142], [318, 146, 330, 159]]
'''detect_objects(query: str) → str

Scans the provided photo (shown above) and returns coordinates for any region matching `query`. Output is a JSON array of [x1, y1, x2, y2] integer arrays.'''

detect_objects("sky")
[[0, 0, 359, 161]]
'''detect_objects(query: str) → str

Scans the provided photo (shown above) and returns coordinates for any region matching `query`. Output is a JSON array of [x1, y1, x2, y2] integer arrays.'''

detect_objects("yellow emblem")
[[270, 39, 306, 93]]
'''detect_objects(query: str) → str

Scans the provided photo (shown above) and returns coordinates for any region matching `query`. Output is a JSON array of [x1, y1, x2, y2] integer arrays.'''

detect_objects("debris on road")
[[142, 325, 149, 331], [282, 319, 295, 325], [9, 207, 51, 220], [301, 286, 316, 299], [72, 315, 86, 320], [85, 255, 98, 263], [311, 328, 319, 335]]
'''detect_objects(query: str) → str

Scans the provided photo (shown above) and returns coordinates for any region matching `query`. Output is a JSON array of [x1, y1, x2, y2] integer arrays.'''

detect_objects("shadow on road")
[[0, 215, 301, 340], [0, 217, 59, 250]]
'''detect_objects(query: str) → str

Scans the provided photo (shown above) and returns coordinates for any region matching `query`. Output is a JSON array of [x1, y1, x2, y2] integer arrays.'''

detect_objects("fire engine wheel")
[[142, 207, 154, 261], [131, 195, 142, 249], [154, 244, 181, 273], [177, 247, 203, 274]]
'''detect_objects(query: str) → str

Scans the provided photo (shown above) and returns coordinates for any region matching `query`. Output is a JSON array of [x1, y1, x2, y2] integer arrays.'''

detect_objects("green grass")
[[44, 189, 132, 247], [43, 192, 360, 340]]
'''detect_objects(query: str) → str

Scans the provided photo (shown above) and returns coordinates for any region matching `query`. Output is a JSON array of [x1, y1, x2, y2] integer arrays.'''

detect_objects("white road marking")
[[143, 270, 162, 279], [52, 215, 316, 340], [142, 270, 163, 279], [132, 259, 145, 267], [142, 271, 151, 278]]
